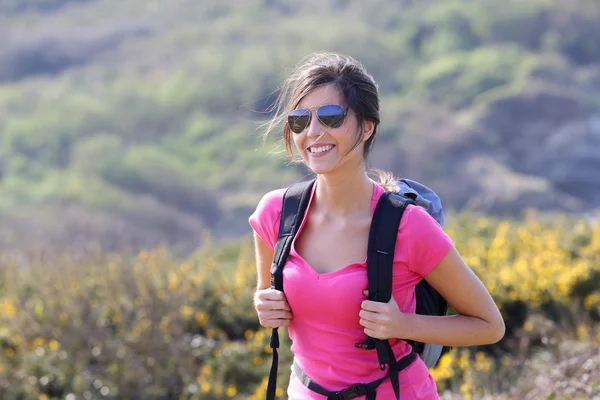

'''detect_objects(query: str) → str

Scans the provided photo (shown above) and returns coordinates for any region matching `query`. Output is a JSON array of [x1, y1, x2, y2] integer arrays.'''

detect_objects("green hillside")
[[1, 0, 599, 251]]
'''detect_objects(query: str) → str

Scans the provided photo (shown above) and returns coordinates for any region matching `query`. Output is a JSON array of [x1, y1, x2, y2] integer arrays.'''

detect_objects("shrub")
[[0, 212, 598, 399]]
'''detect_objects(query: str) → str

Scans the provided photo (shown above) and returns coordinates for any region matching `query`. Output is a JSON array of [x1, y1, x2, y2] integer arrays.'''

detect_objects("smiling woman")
[[249, 52, 505, 400], [291, 86, 364, 176]]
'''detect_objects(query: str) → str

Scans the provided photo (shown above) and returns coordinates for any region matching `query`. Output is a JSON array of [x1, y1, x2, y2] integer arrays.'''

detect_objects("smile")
[[308, 144, 335, 154]]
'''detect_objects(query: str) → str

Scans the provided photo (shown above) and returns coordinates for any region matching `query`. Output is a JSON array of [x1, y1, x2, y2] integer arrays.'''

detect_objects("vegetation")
[[0, 213, 598, 399], [1, 0, 600, 249], [1, 1, 600, 398]]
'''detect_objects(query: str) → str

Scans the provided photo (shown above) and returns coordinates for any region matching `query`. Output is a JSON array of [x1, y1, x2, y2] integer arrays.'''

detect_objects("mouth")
[[307, 144, 335, 155]]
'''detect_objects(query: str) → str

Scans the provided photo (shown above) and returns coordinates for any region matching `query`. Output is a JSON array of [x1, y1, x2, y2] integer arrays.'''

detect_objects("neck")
[[313, 164, 374, 217]]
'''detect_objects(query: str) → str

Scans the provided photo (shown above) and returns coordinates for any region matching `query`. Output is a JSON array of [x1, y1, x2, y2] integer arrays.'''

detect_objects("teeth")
[[309, 145, 334, 154]]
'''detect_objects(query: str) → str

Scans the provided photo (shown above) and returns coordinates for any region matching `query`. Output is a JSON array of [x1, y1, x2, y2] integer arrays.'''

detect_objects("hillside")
[[1, 0, 599, 252]]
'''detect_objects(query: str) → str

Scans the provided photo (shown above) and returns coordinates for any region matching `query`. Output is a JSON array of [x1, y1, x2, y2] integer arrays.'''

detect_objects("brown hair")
[[263, 52, 399, 192]]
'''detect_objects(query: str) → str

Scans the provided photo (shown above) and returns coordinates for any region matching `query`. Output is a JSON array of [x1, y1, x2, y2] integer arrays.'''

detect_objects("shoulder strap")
[[365, 192, 415, 400], [367, 192, 411, 303], [270, 179, 314, 291], [266, 179, 314, 400]]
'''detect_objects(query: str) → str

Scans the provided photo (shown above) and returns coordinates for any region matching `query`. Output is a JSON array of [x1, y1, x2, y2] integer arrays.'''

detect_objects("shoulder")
[[256, 188, 287, 212], [248, 188, 287, 249], [399, 203, 449, 244], [398, 203, 453, 275], [251, 187, 287, 227], [400, 203, 439, 229]]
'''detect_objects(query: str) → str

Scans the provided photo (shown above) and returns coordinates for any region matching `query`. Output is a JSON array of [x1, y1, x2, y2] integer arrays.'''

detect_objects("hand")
[[254, 288, 293, 328], [359, 290, 407, 340]]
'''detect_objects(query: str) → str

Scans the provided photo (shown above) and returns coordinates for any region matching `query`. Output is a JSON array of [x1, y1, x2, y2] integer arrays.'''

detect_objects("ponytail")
[[371, 168, 400, 194]]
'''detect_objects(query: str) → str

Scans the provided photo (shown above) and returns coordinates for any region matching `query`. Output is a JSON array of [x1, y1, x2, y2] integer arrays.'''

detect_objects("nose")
[[306, 112, 324, 138]]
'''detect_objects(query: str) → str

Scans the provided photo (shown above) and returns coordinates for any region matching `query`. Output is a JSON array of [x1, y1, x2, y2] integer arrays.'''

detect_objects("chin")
[[305, 161, 338, 176]]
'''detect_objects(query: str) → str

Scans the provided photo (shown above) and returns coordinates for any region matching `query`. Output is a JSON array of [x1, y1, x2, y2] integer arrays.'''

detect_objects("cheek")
[[336, 127, 362, 151], [292, 134, 304, 154]]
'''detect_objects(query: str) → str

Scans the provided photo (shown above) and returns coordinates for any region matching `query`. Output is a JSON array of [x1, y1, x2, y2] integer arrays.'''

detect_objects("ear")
[[361, 120, 375, 142]]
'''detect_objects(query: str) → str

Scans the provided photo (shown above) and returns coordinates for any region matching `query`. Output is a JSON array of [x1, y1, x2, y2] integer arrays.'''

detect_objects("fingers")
[[255, 290, 291, 312], [361, 300, 385, 313], [359, 316, 376, 330], [359, 309, 380, 324], [257, 311, 293, 328], [258, 310, 292, 328], [360, 317, 385, 339], [263, 309, 293, 320], [363, 327, 384, 340], [260, 318, 291, 328], [255, 299, 291, 312], [255, 289, 293, 328], [360, 312, 390, 340], [256, 289, 290, 307]]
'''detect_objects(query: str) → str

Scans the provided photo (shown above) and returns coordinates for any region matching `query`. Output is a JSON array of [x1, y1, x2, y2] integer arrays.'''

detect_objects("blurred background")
[[0, 0, 598, 399]]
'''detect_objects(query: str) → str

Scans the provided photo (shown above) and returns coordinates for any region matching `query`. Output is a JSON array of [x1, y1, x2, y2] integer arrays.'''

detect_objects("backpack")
[[265, 178, 452, 400]]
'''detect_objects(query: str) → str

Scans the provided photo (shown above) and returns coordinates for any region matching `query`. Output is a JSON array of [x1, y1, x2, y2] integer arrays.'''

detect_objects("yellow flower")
[[460, 382, 472, 400], [198, 365, 211, 378], [0, 300, 16, 317], [226, 385, 237, 397], [458, 350, 470, 370], [474, 351, 492, 373], [168, 272, 180, 290], [181, 306, 194, 318], [49, 340, 60, 351], [194, 311, 209, 327], [430, 353, 454, 381], [206, 329, 217, 338], [200, 381, 211, 393], [584, 293, 600, 310]]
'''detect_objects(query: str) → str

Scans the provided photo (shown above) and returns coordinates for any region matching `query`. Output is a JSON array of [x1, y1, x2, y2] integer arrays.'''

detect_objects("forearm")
[[398, 313, 504, 347]]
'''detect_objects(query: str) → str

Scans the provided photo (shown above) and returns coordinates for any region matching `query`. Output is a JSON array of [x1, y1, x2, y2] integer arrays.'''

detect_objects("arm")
[[360, 246, 505, 346], [402, 246, 504, 346], [254, 231, 273, 290]]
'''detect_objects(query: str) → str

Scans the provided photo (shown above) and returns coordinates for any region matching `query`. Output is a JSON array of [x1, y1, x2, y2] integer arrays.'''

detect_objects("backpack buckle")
[[334, 384, 365, 400], [355, 340, 375, 350]]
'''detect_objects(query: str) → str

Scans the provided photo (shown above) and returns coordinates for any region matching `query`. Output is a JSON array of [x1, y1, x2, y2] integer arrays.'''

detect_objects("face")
[[290, 84, 372, 176]]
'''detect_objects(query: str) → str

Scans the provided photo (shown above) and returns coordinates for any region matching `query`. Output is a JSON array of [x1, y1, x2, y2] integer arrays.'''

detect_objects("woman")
[[249, 52, 505, 399]]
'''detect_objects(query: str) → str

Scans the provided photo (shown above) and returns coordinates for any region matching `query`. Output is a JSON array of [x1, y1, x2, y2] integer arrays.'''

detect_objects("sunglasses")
[[287, 104, 348, 134]]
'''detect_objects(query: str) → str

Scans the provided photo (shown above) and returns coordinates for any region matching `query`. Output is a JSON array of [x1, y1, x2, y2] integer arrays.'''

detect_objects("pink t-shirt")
[[249, 182, 453, 400]]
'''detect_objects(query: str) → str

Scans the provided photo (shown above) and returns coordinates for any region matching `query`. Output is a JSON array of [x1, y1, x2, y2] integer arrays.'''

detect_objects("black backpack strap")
[[292, 351, 416, 400], [266, 179, 314, 400], [363, 192, 415, 400]]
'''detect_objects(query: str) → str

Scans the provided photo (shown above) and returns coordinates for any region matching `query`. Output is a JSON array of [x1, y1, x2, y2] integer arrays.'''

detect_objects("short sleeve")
[[402, 205, 453, 277], [248, 189, 286, 250]]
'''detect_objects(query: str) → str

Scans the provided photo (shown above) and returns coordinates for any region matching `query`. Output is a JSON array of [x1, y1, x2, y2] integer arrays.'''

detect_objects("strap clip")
[[334, 384, 365, 400]]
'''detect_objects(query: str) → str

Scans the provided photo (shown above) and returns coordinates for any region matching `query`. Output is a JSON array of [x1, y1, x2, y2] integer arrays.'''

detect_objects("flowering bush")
[[0, 212, 598, 399]]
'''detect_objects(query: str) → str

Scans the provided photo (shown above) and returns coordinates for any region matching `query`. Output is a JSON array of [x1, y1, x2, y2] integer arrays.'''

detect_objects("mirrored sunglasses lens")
[[317, 105, 345, 128], [288, 109, 310, 133]]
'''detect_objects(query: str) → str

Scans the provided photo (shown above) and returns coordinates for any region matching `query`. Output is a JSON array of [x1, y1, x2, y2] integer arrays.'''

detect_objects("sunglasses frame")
[[287, 104, 349, 134]]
